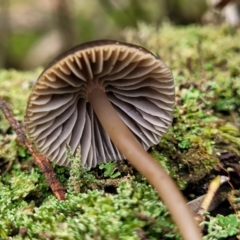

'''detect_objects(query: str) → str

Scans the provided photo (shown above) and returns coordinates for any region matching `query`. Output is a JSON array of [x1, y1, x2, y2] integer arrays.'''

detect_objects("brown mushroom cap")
[[24, 40, 174, 168]]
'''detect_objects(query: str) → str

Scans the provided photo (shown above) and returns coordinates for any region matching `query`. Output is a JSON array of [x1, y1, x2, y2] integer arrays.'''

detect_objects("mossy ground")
[[0, 24, 240, 239]]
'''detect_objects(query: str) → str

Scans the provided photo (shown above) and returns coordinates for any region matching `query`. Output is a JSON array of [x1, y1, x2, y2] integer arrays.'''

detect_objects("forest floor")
[[0, 23, 240, 239]]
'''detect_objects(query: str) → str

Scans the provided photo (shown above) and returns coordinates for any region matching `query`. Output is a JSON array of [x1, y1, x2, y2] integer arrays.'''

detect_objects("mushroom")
[[24, 40, 201, 240]]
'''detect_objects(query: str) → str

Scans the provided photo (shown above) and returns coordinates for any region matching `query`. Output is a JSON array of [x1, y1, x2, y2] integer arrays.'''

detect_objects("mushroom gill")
[[25, 40, 174, 168]]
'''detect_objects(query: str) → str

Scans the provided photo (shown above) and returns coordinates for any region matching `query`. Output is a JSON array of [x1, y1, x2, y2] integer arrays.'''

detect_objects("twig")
[[134, 212, 156, 224], [135, 228, 149, 240], [197, 39, 206, 77], [2, 159, 13, 176], [0, 97, 65, 200], [195, 175, 229, 225]]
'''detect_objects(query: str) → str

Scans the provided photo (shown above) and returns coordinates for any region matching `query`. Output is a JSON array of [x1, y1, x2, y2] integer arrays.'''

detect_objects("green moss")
[[0, 24, 240, 239], [0, 170, 178, 240], [203, 213, 240, 239], [124, 23, 240, 189], [0, 69, 42, 119]]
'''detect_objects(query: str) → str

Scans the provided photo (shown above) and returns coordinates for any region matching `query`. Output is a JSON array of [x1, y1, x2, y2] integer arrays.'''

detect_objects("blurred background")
[[0, 0, 239, 70]]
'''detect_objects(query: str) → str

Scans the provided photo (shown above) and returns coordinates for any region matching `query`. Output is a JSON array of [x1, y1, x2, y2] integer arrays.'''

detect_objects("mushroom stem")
[[88, 88, 202, 240]]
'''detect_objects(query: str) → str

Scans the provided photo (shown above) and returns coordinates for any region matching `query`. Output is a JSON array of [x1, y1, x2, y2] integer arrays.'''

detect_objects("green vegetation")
[[0, 24, 240, 239], [99, 162, 121, 179], [202, 213, 240, 240]]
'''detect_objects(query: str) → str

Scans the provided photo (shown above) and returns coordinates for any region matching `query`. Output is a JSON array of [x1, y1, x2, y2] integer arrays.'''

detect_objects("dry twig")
[[0, 96, 65, 200]]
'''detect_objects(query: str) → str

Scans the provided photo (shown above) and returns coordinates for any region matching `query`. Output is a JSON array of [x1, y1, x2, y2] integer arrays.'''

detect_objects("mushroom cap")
[[24, 40, 175, 168]]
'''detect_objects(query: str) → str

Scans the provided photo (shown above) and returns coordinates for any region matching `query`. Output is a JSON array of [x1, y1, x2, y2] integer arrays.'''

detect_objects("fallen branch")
[[0, 96, 65, 200]]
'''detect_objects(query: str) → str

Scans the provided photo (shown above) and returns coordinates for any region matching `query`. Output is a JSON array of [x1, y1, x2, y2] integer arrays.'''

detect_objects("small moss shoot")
[[66, 145, 96, 193]]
